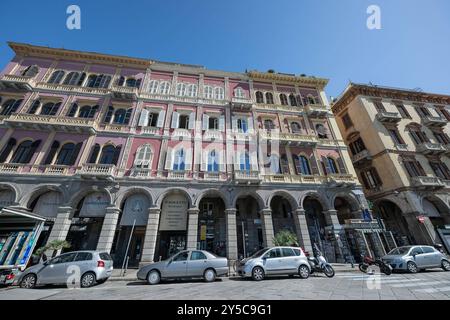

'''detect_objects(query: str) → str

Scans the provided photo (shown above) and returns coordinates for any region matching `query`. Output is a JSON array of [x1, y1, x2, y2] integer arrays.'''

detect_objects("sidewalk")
[[109, 263, 358, 281]]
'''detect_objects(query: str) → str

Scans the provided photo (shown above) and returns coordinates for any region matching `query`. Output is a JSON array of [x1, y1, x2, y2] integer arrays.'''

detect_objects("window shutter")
[[138, 109, 149, 127], [185, 149, 192, 170], [336, 157, 347, 174], [201, 150, 207, 171], [188, 112, 195, 130], [309, 154, 320, 175], [250, 151, 258, 171], [112, 146, 122, 166], [157, 110, 166, 128], [68, 142, 83, 166], [232, 116, 237, 131], [247, 117, 254, 132], [202, 114, 209, 130], [165, 148, 173, 170], [219, 150, 225, 172], [218, 116, 225, 132], [171, 112, 179, 128]]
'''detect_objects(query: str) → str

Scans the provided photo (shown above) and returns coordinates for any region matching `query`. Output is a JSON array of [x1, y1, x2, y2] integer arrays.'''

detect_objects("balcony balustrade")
[[259, 131, 317, 146], [423, 115, 447, 127], [416, 142, 446, 155], [230, 97, 253, 110], [0, 74, 35, 91], [262, 174, 326, 184], [411, 176, 444, 189], [233, 170, 261, 184], [110, 85, 138, 100], [35, 82, 110, 96], [167, 170, 189, 180], [305, 104, 329, 118], [351, 149, 372, 165], [326, 174, 358, 186], [376, 111, 402, 123], [76, 164, 117, 179]]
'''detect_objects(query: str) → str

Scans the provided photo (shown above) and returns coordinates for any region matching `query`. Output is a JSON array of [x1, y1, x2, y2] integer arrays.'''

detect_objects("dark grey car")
[[382, 245, 450, 273], [137, 250, 228, 285]]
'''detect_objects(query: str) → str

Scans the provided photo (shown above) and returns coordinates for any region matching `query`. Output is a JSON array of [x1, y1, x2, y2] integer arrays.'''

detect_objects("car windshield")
[[388, 247, 412, 255], [249, 248, 268, 258]]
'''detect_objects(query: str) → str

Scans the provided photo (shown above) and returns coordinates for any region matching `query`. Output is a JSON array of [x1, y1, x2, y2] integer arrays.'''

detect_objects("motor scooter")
[[358, 254, 392, 275], [306, 244, 335, 278]]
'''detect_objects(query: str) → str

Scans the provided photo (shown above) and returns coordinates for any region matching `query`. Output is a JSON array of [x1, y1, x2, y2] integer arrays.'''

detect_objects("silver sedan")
[[137, 250, 228, 285], [382, 245, 450, 273]]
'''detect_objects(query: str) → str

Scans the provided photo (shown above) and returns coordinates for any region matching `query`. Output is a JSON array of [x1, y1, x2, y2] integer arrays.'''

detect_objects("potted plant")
[[273, 230, 300, 247]]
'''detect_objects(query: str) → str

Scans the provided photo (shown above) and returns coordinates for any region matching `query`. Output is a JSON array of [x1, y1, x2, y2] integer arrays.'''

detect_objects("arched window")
[[55, 143, 81, 165], [113, 108, 132, 124], [280, 154, 289, 174], [316, 124, 328, 138], [0, 138, 17, 163], [0, 99, 23, 115], [173, 149, 185, 171], [208, 150, 219, 172], [307, 95, 316, 105], [291, 122, 301, 133], [293, 155, 311, 175], [66, 103, 78, 117], [48, 70, 65, 84], [240, 152, 251, 171], [87, 144, 101, 163], [63, 72, 85, 86], [289, 94, 297, 106], [148, 80, 159, 94], [327, 157, 339, 174], [279, 94, 288, 105], [134, 144, 152, 168], [237, 118, 248, 133], [27, 100, 40, 114], [10, 140, 41, 164], [255, 91, 264, 103], [99, 145, 121, 165], [265, 92, 274, 104], [176, 83, 187, 96], [204, 86, 214, 99], [187, 84, 198, 97], [214, 87, 224, 100], [117, 76, 125, 86], [159, 81, 170, 94], [78, 105, 98, 118], [264, 119, 275, 131], [103, 106, 114, 123], [22, 65, 39, 77], [86, 74, 111, 88], [234, 87, 245, 98], [41, 102, 61, 116]]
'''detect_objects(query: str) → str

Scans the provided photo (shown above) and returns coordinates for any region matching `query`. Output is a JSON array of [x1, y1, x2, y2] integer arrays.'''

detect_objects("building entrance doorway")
[[236, 196, 263, 259], [156, 231, 186, 261]]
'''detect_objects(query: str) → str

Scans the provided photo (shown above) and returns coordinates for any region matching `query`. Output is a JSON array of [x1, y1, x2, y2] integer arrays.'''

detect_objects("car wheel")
[[80, 272, 96, 288], [407, 261, 418, 273], [442, 260, 450, 271], [252, 267, 265, 281], [298, 265, 310, 279], [203, 269, 216, 282], [147, 270, 161, 285], [20, 274, 37, 289]]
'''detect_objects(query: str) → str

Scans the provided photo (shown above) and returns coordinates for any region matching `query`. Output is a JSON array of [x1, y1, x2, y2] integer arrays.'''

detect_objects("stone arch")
[[266, 190, 299, 211], [299, 191, 329, 211], [22, 184, 67, 209], [0, 183, 19, 205], [193, 188, 230, 208], [116, 187, 154, 209], [231, 190, 265, 210], [155, 187, 194, 208], [69, 186, 113, 210], [421, 194, 450, 217], [330, 192, 360, 212]]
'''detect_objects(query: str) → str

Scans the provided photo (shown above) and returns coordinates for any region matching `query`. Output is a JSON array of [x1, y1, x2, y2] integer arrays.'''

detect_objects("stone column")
[[186, 208, 199, 250], [260, 208, 275, 247], [45, 206, 73, 256], [294, 209, 313, 253], [141, 207, 161, 263], [225, 208, 238, 261], [323, 209, 345, 262], [96, 207, 120, 252]]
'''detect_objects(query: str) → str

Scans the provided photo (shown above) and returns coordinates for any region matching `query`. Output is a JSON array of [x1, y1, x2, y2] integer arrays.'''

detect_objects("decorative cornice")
[[8, 42, 153, 69], [332, 83, 450, 116], [246, 70, 328, 88]]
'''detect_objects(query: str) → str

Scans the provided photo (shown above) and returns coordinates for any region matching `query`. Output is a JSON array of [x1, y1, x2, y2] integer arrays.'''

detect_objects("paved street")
[[1, 269, 450, 300]]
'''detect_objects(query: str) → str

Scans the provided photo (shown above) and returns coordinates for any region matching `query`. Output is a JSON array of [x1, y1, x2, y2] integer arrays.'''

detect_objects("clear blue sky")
[[0, 0, 449, 98]]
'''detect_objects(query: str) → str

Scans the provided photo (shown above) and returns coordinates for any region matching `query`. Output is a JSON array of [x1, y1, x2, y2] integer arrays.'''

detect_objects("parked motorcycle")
[[358, 254, 392, 275], [306, 244, 335, 278]]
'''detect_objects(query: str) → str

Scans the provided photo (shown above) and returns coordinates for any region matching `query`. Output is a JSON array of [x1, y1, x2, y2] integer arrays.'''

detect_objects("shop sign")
[[160, 194, 188, 231], [200, 225, 207, 240]]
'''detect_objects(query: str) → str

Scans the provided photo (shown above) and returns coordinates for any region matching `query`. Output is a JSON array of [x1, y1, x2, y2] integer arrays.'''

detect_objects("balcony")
[[203, 130, 224, 142], [102, 123, 130, 133], [76, 164, 116, 180], [234, 171, 261, 184], [167, 170, 189, 180], [411, 176, 444, 189], [376, 112, 402, 123], [395, 144, 409, 152], [263, 174, 326, 184], [416, 142, 446, 155], [254, 103, 300, 113], [140, 126, 160, 136], [305, 104, 329, 118], [260, 131, 317, 146], [202, 172, 227, 181], [230, 97, 253, 111], [423, 116, 447, 128], [4, 113, 96, 134], [110, 85, 138, 100], [35, 82, 110, 96], [0, 74, 35, 91], [351, 149, 372, 166], [326, 174, 357, 187], [0, 163, 29, 174], [129, 168, 154, 178]]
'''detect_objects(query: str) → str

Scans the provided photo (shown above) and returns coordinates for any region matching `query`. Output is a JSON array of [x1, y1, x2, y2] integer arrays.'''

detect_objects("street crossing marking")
[[376, 278, 423, 283], [414, 286, 450, 293], [390, 280, 450, 288]]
